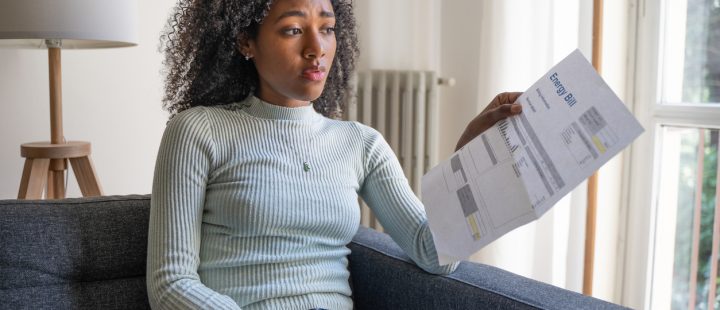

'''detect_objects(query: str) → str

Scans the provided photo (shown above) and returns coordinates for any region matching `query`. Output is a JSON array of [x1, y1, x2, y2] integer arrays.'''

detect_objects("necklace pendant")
[[303, 162, 310, 172]]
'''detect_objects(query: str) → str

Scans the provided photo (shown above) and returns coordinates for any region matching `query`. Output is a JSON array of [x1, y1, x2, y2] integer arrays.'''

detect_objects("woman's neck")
[[255, 89, 311, 108], [241, 96, 319, 122]]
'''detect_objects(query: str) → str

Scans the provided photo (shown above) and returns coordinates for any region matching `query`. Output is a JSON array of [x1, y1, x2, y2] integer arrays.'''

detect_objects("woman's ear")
[[237, 34, 255, 60]]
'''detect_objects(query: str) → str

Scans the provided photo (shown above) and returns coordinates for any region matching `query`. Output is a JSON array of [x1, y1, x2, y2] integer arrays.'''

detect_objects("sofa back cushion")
[[0, 195, 152, 309]]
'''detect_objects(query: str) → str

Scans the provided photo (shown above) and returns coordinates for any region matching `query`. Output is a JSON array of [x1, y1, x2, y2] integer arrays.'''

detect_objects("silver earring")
[[245, 55, 251, 61]]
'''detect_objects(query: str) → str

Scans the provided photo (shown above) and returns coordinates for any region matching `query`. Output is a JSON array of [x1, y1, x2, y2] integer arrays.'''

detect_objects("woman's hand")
[[455, 92, 523, 151]]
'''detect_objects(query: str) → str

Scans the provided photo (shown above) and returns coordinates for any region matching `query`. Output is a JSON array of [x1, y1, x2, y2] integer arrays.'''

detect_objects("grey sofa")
[[0, 195, 626, 309]]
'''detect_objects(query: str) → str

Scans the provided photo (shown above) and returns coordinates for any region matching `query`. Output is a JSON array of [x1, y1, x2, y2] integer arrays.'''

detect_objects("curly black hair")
[[160, 0, 358, 119]]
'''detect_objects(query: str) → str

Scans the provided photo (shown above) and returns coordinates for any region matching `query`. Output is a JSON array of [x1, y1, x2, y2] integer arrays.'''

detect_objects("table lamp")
[[0, 0, 138, 199]]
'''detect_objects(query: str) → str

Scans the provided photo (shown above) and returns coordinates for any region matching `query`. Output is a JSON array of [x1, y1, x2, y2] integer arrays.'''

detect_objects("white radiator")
[[346, 70, 450, 230]]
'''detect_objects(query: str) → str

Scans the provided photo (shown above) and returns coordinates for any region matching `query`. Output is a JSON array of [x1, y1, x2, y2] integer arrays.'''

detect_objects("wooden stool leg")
[[49, 158, 67, 199], [52, 170, 66, 198], [46, 171, 55, 198], [47, 170, 66, 199], [18, 158, 50, 199], [70, 156, 102, 197]]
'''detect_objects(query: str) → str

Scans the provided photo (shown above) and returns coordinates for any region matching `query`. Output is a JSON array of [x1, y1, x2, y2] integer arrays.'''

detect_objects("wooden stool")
[[18, 141, 103, 199]]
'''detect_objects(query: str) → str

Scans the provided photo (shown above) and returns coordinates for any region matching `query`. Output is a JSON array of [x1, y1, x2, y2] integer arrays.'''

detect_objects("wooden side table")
[[18, 141, 103, 199]]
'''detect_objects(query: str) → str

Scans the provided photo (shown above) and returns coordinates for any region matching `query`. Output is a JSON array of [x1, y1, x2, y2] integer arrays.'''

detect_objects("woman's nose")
[[303, 32, 325, 60]]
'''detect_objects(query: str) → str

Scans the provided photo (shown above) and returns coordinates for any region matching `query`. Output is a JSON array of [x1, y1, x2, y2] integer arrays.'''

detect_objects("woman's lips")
[[302, 68, 326, 82]]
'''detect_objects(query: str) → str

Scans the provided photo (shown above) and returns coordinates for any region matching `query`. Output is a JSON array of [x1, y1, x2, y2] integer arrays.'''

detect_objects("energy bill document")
[[421, 49, 644, 264]]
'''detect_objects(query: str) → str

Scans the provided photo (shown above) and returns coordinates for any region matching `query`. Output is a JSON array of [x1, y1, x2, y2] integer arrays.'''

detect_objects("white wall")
[[0, 1, 175, 198], [355, 0, 441, 72], [436, 0, 484, 161], [355, 0, 472, 164]]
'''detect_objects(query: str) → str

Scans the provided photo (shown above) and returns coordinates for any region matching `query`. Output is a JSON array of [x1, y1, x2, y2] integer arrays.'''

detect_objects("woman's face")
[[244, 0, 337, 108]]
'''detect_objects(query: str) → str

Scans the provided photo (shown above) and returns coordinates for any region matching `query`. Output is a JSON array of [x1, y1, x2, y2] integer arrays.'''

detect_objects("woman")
[[147, 0, 522, 309]]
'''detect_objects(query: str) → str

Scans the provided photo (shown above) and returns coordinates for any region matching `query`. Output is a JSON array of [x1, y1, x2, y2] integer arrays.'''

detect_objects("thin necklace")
[[281, 126, 316, 173]]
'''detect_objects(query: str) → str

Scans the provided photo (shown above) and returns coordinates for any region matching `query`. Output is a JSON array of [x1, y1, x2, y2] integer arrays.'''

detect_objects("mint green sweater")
[[147, 96, 457, 310]]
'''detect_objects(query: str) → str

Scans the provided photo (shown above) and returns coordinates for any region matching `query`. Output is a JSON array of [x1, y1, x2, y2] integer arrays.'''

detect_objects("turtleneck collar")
[[239, 95, 320, 121]]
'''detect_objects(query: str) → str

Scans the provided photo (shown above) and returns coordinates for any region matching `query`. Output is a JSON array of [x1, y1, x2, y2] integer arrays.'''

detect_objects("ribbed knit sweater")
[[147, 96, 457, 310]]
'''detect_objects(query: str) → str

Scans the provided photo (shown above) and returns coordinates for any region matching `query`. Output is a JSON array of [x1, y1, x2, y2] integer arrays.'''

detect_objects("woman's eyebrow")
[[319, 11, 335, 18], [275, 10, 335, 23]]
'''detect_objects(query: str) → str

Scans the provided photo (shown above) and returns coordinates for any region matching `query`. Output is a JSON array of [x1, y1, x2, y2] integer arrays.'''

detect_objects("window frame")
[[620, 0, 720, 308]]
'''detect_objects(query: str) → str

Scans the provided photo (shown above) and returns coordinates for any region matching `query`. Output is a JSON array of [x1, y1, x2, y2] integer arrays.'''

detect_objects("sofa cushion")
[[349, 226, 535, 309], [1, 278, 148, 310], [348, 226, 626, 310], [0, 195, 152, 309]]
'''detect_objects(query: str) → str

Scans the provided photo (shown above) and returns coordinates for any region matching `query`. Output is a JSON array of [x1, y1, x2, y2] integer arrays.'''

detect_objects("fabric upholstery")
[[0, 195, 151, 310], [0, 195, 628, 310], [348, 226, 627, 310]]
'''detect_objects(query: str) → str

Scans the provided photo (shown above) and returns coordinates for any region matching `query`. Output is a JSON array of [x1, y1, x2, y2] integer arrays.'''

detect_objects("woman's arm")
[[356, 92, 522, 274], [357, 126, 458, 275], [147, 109, 241, 310]]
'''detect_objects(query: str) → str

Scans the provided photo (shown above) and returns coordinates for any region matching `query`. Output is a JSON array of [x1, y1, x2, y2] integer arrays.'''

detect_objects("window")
[[624, 0, 720, 309], [659, 0, 720, 105], [652, 127, 718, 309]]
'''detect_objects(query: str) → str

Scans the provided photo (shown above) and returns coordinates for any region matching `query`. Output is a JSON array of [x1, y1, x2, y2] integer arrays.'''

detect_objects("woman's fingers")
[[498, 92, 522, 105], [455, 93, 524, 151], [484, 92, 523, 112], [488, 103, 522, 123], [475, 103, 521, 135]]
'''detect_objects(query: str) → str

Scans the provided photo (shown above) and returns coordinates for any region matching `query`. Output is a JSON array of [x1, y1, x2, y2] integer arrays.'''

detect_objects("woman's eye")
[[283, 28, 302, 36], [324, 27, 336, 35]]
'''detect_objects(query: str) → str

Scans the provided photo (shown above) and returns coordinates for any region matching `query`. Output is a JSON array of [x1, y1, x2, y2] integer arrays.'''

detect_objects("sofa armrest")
[[347, 226, 627, 310]]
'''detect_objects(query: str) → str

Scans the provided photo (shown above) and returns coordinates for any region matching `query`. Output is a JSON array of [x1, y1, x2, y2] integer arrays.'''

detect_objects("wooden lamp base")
[[16, 45, 104, 200], [18, 141, 103, 199]]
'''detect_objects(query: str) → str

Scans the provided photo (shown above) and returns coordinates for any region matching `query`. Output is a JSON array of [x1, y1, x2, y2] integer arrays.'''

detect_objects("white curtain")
[[356, 0, 629, 302], [466, 0, 593, 293]]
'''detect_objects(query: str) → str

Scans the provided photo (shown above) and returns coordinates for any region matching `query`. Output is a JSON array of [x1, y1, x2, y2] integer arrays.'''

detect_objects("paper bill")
[[422, 49, 644, 265]]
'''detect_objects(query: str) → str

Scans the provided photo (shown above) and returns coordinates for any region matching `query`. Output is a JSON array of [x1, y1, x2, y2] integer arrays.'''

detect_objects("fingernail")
[[511, 105, 522, 113]]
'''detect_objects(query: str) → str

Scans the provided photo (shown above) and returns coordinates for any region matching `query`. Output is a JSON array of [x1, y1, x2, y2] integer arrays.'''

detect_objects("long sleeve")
[[146, 108, 241, 310], [357, 126, 459, 275]]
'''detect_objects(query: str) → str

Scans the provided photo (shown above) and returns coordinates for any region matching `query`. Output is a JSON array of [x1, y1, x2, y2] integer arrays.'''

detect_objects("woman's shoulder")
[[164, 104, 239, 137], [170, 103, 247, 124], [323, 120, 390, 156], [342, 120, 382, 140], [166, 106, 210, 129], [319, 117, 379, 138]]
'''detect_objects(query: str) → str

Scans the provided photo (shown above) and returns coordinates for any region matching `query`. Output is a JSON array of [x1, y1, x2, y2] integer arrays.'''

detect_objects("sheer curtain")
[[462, 0, 593, 294], [356, 0, 629, 303]]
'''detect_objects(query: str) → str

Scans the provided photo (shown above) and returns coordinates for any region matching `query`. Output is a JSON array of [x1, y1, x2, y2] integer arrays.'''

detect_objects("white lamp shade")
[[0, 0, 138, 49]]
